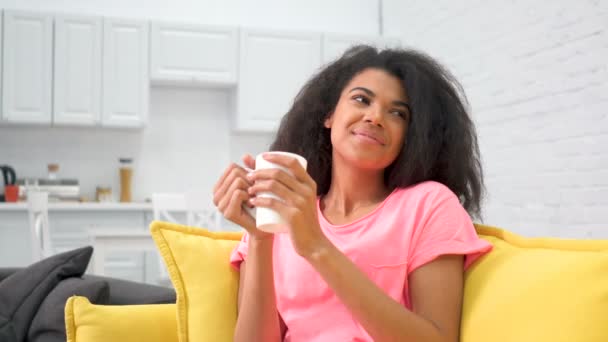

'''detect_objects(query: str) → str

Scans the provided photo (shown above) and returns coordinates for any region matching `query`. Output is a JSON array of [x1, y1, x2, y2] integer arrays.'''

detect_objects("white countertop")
[[0, 202, 153, 211]]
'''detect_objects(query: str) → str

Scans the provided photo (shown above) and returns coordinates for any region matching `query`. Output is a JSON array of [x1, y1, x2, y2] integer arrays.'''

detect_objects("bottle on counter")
[[119, 158, 133, 203]]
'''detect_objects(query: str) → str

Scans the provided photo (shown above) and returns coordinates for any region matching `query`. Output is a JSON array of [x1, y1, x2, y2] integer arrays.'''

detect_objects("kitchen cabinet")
[[322, 33, 401, 64], [1, 11, 149, 129], [53, 14, 103, 126], [0, 9, 397, 133], [0, 204, 155, 284], [51, 211, 149, 282], [1, 10, 53, 124], [102, 18, 149, 128], [234, 29, 322, 132], [0, 201, 242, 283], [150, 22, 238, 86]]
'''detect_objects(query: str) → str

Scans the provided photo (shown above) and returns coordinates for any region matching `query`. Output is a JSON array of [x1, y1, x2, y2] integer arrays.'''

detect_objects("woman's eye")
[[391, 108, 411, 120], [353, 95, 370, 105]]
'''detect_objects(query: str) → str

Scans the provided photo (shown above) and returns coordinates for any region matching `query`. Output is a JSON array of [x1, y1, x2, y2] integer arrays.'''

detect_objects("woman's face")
[[325, 68, 410, 171]]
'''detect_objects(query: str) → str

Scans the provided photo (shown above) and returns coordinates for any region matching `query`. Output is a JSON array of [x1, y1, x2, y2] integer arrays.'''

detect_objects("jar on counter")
[[96, 186, 113, 202], [119, 158, 133, 203], [47, 163, 59, 180]]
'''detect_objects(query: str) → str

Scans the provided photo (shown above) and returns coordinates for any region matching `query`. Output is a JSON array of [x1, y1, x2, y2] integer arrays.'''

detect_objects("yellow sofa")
[[65, 222, 608, 342]]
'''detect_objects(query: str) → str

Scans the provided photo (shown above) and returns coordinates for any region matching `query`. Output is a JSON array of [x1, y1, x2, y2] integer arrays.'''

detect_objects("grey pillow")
[[0, 246, 93, 342], [28, 277, 110, 342]]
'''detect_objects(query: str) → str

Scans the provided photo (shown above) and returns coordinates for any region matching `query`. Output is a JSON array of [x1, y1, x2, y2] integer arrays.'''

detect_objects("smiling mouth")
[[352, 131, 385, 145]]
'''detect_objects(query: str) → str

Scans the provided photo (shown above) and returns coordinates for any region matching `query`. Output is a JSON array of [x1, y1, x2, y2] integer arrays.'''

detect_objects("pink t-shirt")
[[230, 181, 492, 342]]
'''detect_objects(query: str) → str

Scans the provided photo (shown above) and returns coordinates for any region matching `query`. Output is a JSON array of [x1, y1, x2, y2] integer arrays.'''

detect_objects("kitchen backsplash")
[[0, 87, 274, 202]]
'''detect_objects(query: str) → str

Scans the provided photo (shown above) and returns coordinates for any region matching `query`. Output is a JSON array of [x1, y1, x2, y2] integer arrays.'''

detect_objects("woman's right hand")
[[213, 154, 272, 240]]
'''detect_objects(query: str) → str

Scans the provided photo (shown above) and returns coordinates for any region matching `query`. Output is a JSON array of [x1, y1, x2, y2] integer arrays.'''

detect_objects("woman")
[[213, 45, 492, 342]]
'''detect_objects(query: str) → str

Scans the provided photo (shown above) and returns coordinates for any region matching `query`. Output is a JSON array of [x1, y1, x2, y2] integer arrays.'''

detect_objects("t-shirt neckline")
[[317, 188, 400, 230]]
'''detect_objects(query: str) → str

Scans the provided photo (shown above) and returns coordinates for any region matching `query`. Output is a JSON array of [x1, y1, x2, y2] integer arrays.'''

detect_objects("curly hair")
[[269, 45, 484, 219]]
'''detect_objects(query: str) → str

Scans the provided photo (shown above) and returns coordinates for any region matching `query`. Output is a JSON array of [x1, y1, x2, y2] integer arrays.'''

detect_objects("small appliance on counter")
[[16, 178, 81, 202], [0, 165, 17, 202]]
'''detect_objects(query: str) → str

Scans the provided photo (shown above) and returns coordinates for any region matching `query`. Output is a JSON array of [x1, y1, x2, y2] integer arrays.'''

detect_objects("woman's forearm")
[[234, 237, 282, 342]]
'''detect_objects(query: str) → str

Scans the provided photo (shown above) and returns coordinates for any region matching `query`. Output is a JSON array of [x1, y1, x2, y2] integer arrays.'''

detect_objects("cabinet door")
[[235, 29, 322, 132], [102, 18, 149, 128], [322, 34, 401, 64], [2, 10, 53, 124], [51, 211, 148, 283], [54, 14, 102, 126], [150, 22, 238, 86]]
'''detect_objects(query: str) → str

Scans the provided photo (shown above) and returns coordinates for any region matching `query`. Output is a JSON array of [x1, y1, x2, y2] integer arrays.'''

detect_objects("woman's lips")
[[352, 129, 386, 145]]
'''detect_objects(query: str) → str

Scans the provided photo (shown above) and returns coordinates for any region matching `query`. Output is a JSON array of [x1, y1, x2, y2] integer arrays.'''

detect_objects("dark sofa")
[[0, 247, 176, 342], [0, 267, 176, 305]]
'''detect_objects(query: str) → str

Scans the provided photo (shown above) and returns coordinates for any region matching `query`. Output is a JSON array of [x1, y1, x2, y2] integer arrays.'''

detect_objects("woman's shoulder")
[[392, 180, 457, 202], [385, 181, 462, 215]]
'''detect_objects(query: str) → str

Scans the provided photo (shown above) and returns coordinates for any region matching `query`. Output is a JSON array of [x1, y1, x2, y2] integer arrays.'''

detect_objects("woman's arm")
[[212, 156, 285, 341], [307, 244, 463, 342], [234, 237, 285, 342], [247, 153, 464, 341]]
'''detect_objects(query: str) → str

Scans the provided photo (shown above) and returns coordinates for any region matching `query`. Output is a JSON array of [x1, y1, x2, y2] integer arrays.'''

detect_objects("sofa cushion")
[[83, 274, 175, 305], [65, 296, 178, 342], [0, 246, 93, 342], [150, 221, 243, 342], [461, 224, 608, 342], [28, 277, 110, 342]]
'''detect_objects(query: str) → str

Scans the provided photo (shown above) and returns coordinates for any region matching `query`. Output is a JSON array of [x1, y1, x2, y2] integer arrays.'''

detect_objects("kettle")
[[0, 165, 16, 202]]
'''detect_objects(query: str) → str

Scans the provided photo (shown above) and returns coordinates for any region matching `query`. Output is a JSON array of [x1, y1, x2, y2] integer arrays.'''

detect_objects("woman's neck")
[[322, 158, 391, 217]]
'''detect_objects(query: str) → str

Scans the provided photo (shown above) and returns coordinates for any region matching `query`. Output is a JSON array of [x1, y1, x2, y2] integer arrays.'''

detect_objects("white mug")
[[243, 151, 308, 233]]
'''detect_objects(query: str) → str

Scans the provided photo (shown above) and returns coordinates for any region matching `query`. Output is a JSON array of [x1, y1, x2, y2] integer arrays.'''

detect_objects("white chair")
[[151, 192, 223, 285], [185, 191, 223, 230], [152, 193, 187, 224], [27, 191, 53, 262], [153, 192, 222, 230]]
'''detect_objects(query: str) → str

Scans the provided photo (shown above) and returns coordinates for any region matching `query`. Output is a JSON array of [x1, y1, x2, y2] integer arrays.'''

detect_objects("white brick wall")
[[384, 0, 608, 238]]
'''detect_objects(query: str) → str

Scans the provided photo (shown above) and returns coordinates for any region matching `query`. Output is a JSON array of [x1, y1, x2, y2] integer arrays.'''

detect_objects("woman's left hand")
[[247, 153, 329, 258]]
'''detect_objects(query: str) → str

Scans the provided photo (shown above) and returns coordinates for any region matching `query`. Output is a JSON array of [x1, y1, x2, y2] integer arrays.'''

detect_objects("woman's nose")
[[363, 106, 383, 126]]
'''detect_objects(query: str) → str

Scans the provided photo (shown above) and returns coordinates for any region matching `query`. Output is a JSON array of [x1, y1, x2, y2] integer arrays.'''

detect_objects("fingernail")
[[246, 173, 254, 180]]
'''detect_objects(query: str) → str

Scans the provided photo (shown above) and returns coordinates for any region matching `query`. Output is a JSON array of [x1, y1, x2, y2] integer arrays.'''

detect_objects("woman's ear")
[[324, 113, 334, 128]]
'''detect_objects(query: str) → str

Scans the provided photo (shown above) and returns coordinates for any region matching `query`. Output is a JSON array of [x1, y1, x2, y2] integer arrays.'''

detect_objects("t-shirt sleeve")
[[230, 231, 249, 270], [407, 188, 492, 275]]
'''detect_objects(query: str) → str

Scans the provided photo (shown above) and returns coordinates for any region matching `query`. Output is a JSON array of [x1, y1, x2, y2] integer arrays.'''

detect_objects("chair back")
[[151, 192, 194, 285], [152, 193, 187, 223], [152, 192, 222, 230], [27, 191, 53, 262], [185, 192, 222, 230]]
